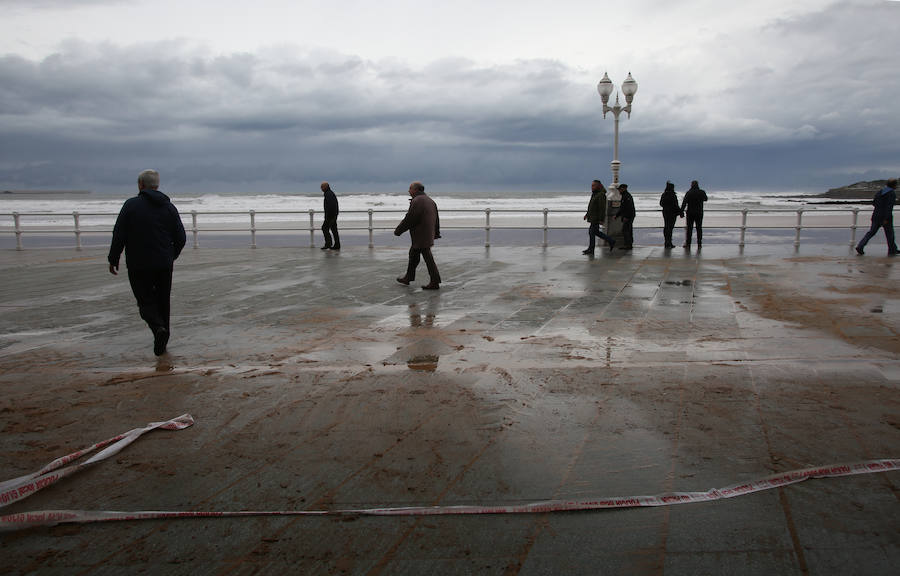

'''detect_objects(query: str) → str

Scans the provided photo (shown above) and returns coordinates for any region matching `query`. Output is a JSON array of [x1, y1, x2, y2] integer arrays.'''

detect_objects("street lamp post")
[[597, 72, 638, 193]]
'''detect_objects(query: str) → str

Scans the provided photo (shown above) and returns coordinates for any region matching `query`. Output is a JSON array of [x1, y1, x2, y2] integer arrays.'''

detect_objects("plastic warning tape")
[[0, 414, 194, 511], [0, 417, 896, 531]]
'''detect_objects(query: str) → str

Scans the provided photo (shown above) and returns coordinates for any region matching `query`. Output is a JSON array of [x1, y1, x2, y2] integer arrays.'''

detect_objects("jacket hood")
[[140, 188, 171, 205]]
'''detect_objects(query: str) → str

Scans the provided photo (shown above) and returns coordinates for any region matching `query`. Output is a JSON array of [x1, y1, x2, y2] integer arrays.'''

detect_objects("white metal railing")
[[1, 207, 867, 251]]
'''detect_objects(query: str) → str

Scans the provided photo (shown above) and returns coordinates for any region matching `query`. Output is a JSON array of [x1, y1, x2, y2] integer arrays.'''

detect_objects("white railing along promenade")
[[1, 206, 869, 251]]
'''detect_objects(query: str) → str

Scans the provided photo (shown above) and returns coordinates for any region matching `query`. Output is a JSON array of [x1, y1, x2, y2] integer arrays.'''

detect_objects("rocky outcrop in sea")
[[821, 180, 888, 199]]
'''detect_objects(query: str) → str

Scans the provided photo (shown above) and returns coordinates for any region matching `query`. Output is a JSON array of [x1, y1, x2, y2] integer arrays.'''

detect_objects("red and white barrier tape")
[[0, 414, 194, 512], [1, 416, 897, 531]]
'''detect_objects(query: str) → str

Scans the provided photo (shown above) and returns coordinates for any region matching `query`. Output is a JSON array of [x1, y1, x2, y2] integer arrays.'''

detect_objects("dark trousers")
[[127, 267, 173, 334], [406, 246, 441, 284], [622, 220, 634, 248], [857, 219, 897, 253], [663, 214, 678, 246], [321, 217, 340, 247], [587, 222, 613, 251], [685, 213, 703, 246]]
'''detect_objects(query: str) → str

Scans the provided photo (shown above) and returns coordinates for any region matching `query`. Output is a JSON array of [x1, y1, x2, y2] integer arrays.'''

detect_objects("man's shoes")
[[321, 245, 331, 250], [331, 245, 341, 250], [582, 249, 594, 255], [683, 244, 690, 249], [608, 240, 616, 252], [153, 327, 169, 356], [855, 246, 864, 255], [664, 243, 675, 249], [396, 277, 411, 285], [422, 283, 440, 290]]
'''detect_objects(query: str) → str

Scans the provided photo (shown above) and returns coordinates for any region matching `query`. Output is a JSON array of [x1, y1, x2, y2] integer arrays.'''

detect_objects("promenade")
[[1, 243, 898, 575]]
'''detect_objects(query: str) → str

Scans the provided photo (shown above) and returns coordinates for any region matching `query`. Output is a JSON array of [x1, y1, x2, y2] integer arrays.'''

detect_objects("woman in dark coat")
[[659, 181, 681, 249], [616, 183, 636, 250]]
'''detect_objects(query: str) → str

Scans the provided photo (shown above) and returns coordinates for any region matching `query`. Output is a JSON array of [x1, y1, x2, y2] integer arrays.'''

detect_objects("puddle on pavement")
[[407, 354, 440, 371]]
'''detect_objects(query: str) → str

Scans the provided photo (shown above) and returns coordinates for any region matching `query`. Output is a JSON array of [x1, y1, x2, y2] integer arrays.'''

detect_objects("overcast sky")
[[1, 0, 898, 195]]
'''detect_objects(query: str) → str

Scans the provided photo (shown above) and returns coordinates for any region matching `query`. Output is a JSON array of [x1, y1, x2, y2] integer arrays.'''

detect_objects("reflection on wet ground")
[[0, 244, 897, 574]]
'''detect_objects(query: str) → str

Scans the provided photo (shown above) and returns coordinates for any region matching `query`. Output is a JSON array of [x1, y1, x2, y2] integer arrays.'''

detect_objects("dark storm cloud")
[[0, 44, 605, 192], [0, 1, 898, 194]]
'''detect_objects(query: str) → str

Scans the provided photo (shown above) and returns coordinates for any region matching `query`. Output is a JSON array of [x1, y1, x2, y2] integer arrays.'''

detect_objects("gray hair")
[[137, 169, 160, 190], [410, 181, 425, 193]]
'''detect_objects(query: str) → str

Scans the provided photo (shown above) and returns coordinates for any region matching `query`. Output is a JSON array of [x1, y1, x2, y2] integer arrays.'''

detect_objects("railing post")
[[191, 210, 199, 249], [542, 208, 549, 248], [484, 208, 491, 248], [250, 210, 257, 248], [13, 212, 22, 251], [794, 208, 803, 248], [308, 209, 315, 248], [368, 209, 374, 248], [739, 208, 748, 248], [73, 211, 82, 251], [850, 207, 859, 248]]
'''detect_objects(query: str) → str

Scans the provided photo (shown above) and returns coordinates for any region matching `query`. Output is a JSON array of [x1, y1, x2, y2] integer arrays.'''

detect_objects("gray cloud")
[[1, 1, 898, 194]]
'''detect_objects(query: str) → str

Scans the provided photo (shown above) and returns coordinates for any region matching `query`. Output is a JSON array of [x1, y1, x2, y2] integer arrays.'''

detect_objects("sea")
[[0, 187, 855, 217], [0, 188, 873, 249]]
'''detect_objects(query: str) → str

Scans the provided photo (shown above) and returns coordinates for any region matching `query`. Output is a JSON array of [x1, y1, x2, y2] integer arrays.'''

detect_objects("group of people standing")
[[583, 179, 708, 254]]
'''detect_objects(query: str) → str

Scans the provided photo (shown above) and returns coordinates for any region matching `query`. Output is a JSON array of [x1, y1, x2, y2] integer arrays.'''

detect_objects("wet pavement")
[[0, 243, 898, 575]]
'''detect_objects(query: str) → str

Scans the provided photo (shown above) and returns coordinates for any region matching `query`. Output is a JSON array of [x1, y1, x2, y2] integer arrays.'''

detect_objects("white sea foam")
[[0, 189, 863, 230]]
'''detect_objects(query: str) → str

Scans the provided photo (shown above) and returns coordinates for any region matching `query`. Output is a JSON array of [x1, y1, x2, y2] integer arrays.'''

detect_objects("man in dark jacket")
[[659, 181, 682, 248], [108, 170, 187, 355], [615, 183, 636, 250], [856, 178, 898, 256], [320, 181, 340, 250], [394, 181, 441, 290], [582, 179, 615, 254], [680, 180, 708, 249]]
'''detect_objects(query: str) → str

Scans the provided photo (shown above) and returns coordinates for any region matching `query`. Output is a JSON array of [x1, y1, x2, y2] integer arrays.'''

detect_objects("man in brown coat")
[[394, 181, 442, 290]]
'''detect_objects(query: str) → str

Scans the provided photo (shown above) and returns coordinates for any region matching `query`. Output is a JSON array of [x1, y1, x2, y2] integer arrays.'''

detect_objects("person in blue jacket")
[[659, 181, 682, 248], [856, 178, 897, 256], [108, 170, 186, 355]]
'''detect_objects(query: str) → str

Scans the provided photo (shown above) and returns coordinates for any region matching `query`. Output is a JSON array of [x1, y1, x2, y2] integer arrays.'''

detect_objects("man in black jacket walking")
[[855, 178, 897, 256], [320, 181, 340, 250], [108, 170, 186, 356]]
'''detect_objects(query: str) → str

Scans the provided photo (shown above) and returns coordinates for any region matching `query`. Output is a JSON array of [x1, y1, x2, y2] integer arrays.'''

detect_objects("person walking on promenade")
[[394, 181, 442, 290], [320, 181, 340, 250], [680, 180, 708, 249], [108, 169, 186, 356], [582, 179, 615, 254], [616, 183, 635, 250], [659, 181, 682, 249], [856, 178, 898, 256]]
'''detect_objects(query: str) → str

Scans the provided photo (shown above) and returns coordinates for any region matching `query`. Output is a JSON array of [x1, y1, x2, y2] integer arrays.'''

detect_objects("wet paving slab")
[[0, 244, 898, 575]]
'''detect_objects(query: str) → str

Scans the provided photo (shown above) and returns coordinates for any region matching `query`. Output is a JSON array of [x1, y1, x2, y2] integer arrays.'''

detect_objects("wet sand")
[[0, 243, 898, 575]]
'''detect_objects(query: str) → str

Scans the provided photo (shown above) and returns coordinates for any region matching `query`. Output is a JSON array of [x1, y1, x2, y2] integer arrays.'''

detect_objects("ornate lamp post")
[[597, 72, 638, 193]]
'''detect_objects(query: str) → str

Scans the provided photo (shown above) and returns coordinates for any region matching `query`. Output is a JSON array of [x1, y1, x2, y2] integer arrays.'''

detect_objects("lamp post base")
[[605, 199, 625, 248]]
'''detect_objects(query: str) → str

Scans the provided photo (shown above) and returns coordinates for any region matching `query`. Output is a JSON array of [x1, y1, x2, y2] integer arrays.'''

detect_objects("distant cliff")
[[821, 180, 888, 199], [2, 189, 91, 195]]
